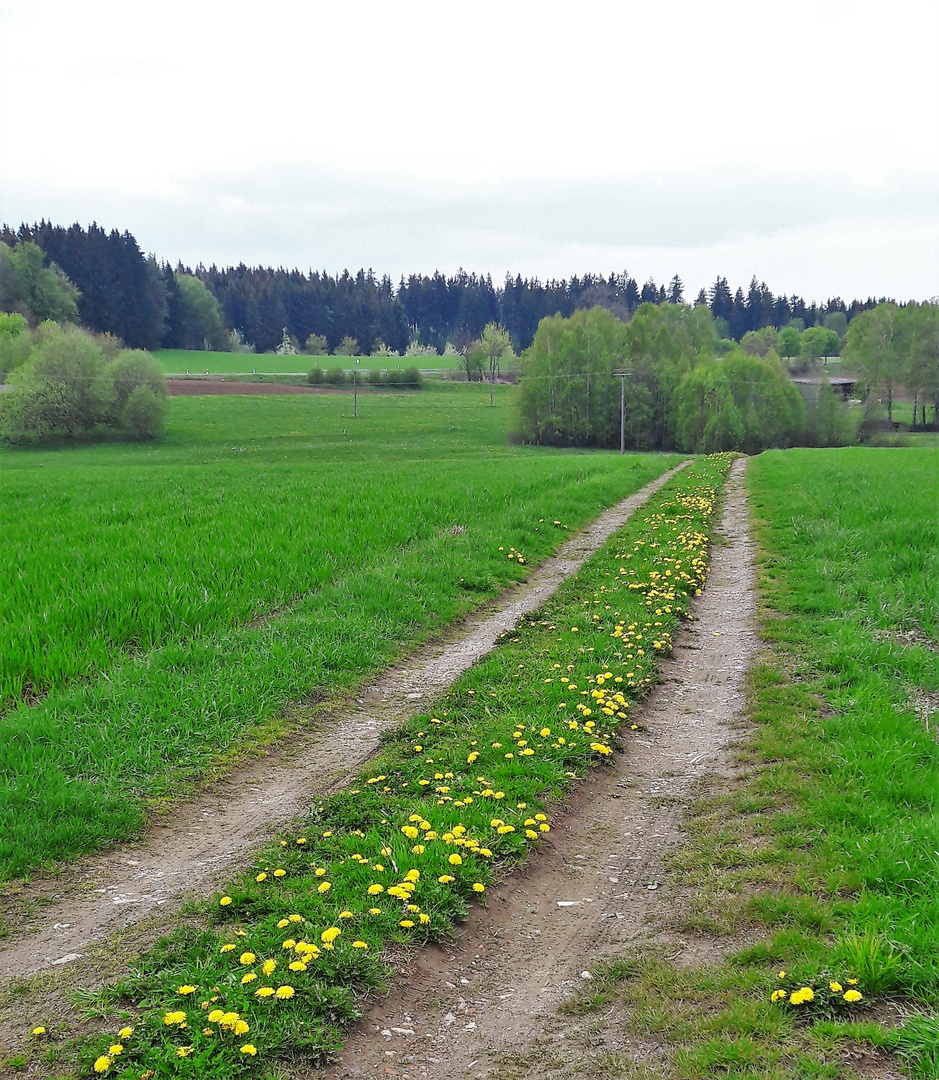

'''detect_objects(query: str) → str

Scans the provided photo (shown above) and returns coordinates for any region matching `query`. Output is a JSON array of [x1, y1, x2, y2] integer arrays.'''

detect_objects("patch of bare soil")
[[323, 457, 759, 1080], [165, 378, 335, 395], [0, 463, 687, 989]]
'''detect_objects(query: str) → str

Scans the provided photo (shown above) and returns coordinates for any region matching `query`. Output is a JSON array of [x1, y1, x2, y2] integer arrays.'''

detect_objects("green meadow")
[[0, 383, 679, 879], [153, 349, 467, 375]]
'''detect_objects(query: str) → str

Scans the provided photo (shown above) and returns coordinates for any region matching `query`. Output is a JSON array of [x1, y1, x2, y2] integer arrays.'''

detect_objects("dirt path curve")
[[324, 457, 758, 1080], [0, 462, 688, 983]]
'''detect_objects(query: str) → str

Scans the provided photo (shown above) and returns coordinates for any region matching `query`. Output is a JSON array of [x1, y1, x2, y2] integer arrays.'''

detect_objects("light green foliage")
[[517, 303, 720, 449], [801, 377, 858, 447], [120, 383, 166, 438], [304, 332, 328, 355], [740, 326, 779, 357], [174, 273, 227, 351], [0, 240, 80, 326], [843, 302, 904, 421], [1, 322, 113, 441], [902, 302, 939, 424], [0, 387, 682, 875], [370, 340, 398, 358], [800, 325, 841, 360], [0, 327, 168, 444], [334, 335, 359, 356], [0, 311, 28, 341], [673, 350, 805, 453], [778, 325, 802, 360]]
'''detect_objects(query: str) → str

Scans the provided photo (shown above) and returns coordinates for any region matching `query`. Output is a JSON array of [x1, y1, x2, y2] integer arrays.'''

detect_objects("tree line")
[[515, 300, 939, 453], [1, 220, 899, 356]]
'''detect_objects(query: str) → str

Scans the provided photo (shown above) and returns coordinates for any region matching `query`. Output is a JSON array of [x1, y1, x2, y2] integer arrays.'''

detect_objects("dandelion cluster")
[[75, 457, 731, 1077], [769, 969, 864, 1018]]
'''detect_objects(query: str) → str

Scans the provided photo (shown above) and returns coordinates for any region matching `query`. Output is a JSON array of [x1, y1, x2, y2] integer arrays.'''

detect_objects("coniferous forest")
[[0, 220, 897, 355]]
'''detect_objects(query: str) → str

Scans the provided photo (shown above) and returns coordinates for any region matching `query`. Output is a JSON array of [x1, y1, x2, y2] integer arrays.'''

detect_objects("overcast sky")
[[1, 0, 937, 303]]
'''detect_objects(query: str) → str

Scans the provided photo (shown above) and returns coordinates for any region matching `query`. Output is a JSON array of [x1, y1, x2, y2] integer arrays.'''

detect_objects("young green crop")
[[0, 387, 682, 878]]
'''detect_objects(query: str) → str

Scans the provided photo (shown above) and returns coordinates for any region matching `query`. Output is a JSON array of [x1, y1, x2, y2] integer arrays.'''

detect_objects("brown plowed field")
[[166, 378, 338, 395]]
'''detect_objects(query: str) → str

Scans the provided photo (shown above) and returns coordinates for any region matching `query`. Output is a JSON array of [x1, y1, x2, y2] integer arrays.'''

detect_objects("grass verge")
[[8, 456, 733, 1077]]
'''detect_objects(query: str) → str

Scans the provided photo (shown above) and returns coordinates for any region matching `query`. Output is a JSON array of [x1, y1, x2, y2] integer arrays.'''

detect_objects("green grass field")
[[0, 384, 680, 879], [154, 349, 469, 375]]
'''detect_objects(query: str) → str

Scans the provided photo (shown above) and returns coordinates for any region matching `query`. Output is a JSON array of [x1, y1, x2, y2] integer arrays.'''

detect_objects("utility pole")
[[613, 371, 633, 455]]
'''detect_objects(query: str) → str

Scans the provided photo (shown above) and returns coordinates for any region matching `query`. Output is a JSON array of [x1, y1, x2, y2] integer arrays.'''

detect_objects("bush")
[[307, 366, 325, 385], [325, 366, 347, 385], [367, 367, 384, 387], [334, 336, 358, 357], [403, 366, 422, 388], [109, 350, 167, 420], [121, 384, 167, 438], [305, 333, 328, 356], [0, 323, 167, 444]]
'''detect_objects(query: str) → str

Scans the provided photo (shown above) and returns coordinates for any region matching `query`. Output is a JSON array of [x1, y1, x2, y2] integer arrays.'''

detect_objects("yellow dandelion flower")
[[256, 872, 267, 882], [108, 1044, 123, 1056], [829, 981, 843, 993], [219, 896, 232, 906], [449, 854, 462, 866], [473, 883, 485, 893], [177, 984, 197, 995], [289, 961, 307, 972], [771, 990, 785, 1002], [275, 985, 295, 999], [241, 1044, 257, 1056], [93, 1055, 112, 1073], [321, 927, 341, 944], [314, 867, 326, 877], [233, 1019, 250, 1035], [400, 919, 414, 928], [241, 973, 257, 984], [844, 989, 862, 1002], [317, 881, 331, 894], [369, 907, 382, 915], [262, 959, 276, 975], [255, 987, 275, 998], [177, 1045, 194, 1058], [31, 1026, 46, 1036], [273, 868, 286, 877], [239, 952, 256, 965], [353, 940, 368, 949], [277, 918, 290, 928], [220, 943, 235, 953]]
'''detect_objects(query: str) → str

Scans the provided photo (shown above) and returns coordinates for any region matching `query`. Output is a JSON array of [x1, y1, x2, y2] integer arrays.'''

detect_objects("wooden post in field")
[[353, 369, 357, 418]]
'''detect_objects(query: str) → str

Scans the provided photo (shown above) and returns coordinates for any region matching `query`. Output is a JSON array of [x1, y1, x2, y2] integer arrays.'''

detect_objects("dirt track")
[[0, 463, 688, 985], [324, 458, 758, 1079]]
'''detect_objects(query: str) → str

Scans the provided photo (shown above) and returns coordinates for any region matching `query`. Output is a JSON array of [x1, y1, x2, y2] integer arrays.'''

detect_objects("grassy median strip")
[[556, 447, 938, 1079], [15, 455, 733, 1078]]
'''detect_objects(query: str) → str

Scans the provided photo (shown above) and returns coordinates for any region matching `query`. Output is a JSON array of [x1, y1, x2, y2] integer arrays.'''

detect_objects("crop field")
[[153, 349, 468, 376], [0, 383, 680, 879]]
